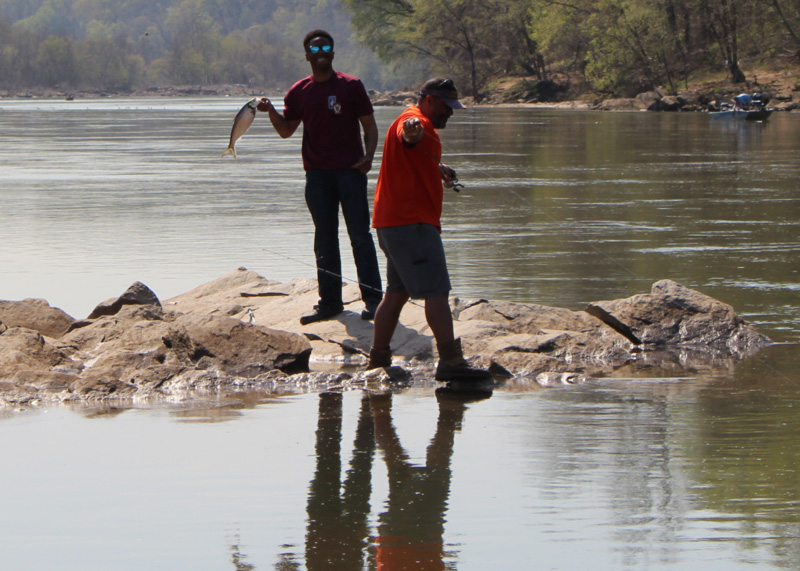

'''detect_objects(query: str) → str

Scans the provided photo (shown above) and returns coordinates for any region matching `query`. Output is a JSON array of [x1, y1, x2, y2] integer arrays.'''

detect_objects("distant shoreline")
[[2, 78, 798, 113]]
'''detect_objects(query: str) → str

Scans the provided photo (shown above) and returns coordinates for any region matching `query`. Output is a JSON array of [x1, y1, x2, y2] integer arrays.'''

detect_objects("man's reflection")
[[305, 392, 376, 570], [296, 387, 491, 571], [370, 387, 491, 570]]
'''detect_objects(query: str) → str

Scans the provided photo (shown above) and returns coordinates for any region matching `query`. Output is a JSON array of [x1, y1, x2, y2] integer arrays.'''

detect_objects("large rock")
[[0, 270, 773, 405], [0, 282, 312, 405], [586, 279, 771, 357], [0, 298, 75, 338], [450, 298, 632, 376], [87, 281, 161, 319], [0, 327, 81, 391], [62, 305, 312, 399]]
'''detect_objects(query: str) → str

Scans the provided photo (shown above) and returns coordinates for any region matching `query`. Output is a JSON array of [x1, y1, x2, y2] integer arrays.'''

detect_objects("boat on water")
[[709, 92, 773, 121]]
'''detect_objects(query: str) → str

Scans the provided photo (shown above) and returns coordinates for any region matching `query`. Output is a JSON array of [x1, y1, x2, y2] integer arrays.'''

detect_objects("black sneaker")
[[299, 305, 343, 325], [361, 302, 379, 321]]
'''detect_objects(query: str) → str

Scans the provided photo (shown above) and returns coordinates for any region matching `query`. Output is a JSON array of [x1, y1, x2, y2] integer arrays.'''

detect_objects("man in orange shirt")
[[368, 78, 491, 381]]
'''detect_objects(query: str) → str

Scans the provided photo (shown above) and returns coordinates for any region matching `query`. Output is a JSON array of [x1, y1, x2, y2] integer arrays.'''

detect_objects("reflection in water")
[[370, 389, 466, 570], [278, 388, 491, 570], [305, 392, 375, 570], [531, 358, 800, 569], [230, 533, 256, 570]]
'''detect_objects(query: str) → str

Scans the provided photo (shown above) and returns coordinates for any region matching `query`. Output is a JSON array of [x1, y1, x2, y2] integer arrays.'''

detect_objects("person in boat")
[[257, 30, 383, 325], [367, 78, 491, 381], [734, 93, 752, 109]]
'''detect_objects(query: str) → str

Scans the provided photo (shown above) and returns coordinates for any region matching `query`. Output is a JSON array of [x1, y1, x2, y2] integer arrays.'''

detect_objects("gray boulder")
[[586, 279, 771, 357]]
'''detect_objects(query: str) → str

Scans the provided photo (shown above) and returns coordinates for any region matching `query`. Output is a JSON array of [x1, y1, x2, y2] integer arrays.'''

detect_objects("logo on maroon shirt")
[[328, 95, 342, 115]]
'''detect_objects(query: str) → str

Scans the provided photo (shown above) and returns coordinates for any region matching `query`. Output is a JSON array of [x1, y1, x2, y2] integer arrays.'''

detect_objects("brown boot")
[[366, 346, 392, 370], [435, 338, 492, 381]]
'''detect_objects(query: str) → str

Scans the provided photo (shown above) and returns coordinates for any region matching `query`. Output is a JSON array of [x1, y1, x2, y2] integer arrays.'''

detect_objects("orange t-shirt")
[[376, 540, 445, 570], [372, 106, 444, 230]]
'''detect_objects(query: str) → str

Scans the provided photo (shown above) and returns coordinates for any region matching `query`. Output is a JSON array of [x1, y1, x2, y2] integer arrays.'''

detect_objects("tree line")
[[0, 0, 391, 92], [344, 0, 800, 99], [1, 0, 798, 97]]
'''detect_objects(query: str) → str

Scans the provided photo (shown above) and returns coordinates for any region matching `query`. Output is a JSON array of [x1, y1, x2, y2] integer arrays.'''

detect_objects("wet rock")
[[61, 304, 312, 397], [535, 372, 589, 387]]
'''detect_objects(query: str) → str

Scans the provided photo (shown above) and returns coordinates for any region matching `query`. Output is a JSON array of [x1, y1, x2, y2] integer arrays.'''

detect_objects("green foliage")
[[0, 0, 797, 95], [35, 35, 76, 86], [0, 0, 388, 91], [343, 0, 540, 98], [528, 0, 800, 95]]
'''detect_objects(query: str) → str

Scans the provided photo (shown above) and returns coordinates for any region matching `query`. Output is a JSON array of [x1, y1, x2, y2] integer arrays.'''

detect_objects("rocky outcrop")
[[0, 269, 772, 405], [597, 88, 798, 113], [586, 279, 771, 356], [86, 281, 161, 319], [0, 298, 76, 338], [0, 278, 312, 405]]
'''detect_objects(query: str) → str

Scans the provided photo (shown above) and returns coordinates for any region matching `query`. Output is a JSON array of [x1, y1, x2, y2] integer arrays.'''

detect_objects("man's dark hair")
[[303, 30, 334, 51]]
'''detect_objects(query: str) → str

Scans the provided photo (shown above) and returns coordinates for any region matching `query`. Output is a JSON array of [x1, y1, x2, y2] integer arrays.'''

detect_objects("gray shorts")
[[377, 223, 451, 299]]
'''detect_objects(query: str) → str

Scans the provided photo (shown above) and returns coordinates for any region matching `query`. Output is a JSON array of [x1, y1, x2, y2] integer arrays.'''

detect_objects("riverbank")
[[482, 68, 800, 112], [3, 67, 798, 112]]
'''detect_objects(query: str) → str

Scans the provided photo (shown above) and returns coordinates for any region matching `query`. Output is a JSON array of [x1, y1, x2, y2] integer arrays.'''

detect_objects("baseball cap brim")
[[440, 96, 465, 109]]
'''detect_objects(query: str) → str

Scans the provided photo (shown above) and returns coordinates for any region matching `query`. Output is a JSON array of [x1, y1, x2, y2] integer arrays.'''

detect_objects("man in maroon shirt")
[[258, 30, 382, 324]]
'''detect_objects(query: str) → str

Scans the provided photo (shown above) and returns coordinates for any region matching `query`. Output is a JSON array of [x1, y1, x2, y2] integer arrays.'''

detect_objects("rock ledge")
[[0, 270, 772, 406]]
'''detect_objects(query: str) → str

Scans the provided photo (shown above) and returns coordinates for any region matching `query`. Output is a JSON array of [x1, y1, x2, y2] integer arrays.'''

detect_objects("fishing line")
[[261, 247, 382, 294], [260, 247, 426, 308]]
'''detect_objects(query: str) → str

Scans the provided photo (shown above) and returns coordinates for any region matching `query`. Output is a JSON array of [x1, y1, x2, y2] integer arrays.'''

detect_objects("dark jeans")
[[305, 169, 383, 309]]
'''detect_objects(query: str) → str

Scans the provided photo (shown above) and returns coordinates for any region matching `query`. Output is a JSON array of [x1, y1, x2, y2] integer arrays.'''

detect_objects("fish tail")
[[222, 146, 237, 159]]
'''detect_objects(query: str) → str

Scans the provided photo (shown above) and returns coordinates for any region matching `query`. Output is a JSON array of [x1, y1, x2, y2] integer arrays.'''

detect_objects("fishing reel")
[[444, 176, 465, 192]]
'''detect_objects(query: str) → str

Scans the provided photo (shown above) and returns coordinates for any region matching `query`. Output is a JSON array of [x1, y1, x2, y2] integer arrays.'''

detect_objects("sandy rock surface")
[[0, 268, 773, 406]]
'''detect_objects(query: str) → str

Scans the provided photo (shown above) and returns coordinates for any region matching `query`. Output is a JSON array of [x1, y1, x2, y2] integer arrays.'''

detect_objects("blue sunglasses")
[[308, 45, 332, 54]]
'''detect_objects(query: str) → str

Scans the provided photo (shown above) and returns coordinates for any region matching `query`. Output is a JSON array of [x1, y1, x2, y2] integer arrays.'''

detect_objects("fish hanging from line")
[[222, 98, 258, 159]]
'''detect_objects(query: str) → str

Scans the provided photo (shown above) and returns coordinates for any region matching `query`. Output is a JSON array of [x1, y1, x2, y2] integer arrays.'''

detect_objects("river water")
[[1, 98, 799, 569]]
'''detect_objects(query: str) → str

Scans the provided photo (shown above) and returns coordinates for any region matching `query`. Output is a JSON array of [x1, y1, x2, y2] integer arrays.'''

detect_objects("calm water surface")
[[1, 98, 799, 569]]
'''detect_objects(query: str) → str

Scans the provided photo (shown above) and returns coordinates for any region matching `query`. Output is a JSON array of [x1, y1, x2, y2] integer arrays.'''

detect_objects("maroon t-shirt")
[[283, 71, 374, 171]]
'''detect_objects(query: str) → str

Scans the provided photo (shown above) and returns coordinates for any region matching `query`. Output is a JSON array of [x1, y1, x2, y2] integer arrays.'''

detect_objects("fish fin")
[[222, 146, 237, 159]]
